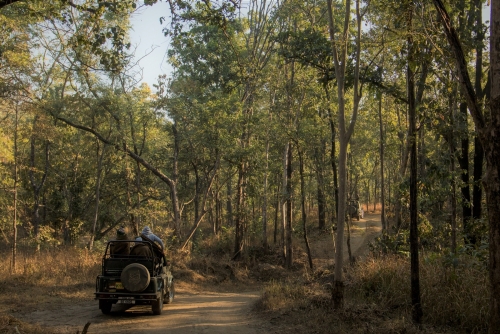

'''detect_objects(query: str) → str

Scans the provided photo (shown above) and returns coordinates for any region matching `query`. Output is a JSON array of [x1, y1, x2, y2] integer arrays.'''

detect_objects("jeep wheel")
[[99, 300, 112, 314], [121, 263, 151, 292], [164, 281, 175, 304], [152, 293, 163, 315]]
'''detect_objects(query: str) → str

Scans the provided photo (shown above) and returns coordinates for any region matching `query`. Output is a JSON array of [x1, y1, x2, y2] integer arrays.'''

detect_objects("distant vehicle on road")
[[347, 199, 363, 221]]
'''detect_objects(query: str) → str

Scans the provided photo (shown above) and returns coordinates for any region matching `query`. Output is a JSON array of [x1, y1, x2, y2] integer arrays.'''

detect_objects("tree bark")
[[458, 102, 473, 244], [472, 0, 484, 225], [262, 139, 269, 249], [299, 148, 313, 269], [315, 143, 326, 230], [11, 105, 19, 273], [407, 1, 422, 324], [285, 142, 293, 269], [281, 144, 288, 263], [233, 161, 246, 260], [378, 92, 386, 231], [88, 141, 105, 251]]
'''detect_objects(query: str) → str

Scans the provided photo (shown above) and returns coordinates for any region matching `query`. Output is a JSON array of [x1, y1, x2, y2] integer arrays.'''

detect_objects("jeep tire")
[[121, 263, 150, 292], [152, 293, 163, 315], [99, 300, 112, 314]]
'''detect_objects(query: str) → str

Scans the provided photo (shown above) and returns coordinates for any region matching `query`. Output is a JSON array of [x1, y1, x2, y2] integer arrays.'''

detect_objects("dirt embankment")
[[19, 214, 382, 334]]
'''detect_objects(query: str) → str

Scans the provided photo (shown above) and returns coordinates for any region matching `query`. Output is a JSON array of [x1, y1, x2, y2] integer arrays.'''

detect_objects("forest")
[[2, 0, 500, 333]]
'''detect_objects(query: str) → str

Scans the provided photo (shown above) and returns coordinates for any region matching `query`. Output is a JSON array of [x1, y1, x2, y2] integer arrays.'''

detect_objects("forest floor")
[[6, 213, 381, 334]]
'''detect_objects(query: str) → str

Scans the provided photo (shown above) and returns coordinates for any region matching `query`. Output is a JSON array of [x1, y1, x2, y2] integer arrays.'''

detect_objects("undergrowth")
[[258, 253, 488, 333]]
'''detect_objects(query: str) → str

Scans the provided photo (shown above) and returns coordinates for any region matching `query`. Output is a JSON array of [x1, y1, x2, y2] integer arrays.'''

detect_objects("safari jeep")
[[348, 199, 363, 221], [95, 235, 174, 315]]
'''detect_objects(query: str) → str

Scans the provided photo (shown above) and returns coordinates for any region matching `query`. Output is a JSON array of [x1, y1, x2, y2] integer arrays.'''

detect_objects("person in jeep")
[[110, 227, 130, 256], [135, 226, 164, 250]]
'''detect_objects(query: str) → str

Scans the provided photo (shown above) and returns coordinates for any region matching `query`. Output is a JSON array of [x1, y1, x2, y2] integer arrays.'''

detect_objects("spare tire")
[[121, 263, 150, 292]]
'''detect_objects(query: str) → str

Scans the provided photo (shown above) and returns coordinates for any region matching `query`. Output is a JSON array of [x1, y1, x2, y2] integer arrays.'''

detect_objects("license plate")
[[117, 299, 135, 304]]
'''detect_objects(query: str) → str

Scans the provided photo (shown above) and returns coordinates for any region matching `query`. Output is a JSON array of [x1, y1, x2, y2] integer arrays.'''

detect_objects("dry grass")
[[0, 247, 101, 333], [0, 315, 55, 334], [257, 254, 489, 333], [350, 255, 488, 332]]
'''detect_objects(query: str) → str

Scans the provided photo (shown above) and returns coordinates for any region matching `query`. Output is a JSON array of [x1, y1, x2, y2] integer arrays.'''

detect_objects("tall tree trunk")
[[323, 84, 339, 218], [88, 141, 105, 251], [346, 215, 353, 263], [214, 176, 221, 235], [262, 139, 269, 249], [329, 112, 339, 218], [125, 159, 138, 236], [472, 135, 484, 223], [407, 1, 423, 324], [12, 104, 19, 273], [327, 0, 362, 309], [171, 123, 182, 240], [233, 161, 246, 260], [316, 143, 326, 230], [281, 144, 288, 263], [285, 142, 293, 269], [378, 92, 387, 231], [472, 0, 484, 225], [459, 101, 473, 244], [487, 3, 500, 330], [274, 174, 280, 245], [299, 148, 313, 269], [227, 179, 233, 227], [449, 82, 459, 254]]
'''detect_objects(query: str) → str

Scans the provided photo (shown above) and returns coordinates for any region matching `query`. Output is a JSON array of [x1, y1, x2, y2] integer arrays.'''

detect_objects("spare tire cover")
[[121, 263, 150, 292]]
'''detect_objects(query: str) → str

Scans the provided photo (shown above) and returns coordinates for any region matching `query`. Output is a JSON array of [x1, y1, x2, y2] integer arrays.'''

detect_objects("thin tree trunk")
[[323, 84, 339, 218], [449, 82, 458, 254], [12, 105, 19, 273], [316, 143, 326, 230], [472, 0, 484, 226], [329, 112, 339, 218], [281, 144, 288, 262], [88, 142, 105, 251], [378, 92, 387, 231], [459, 101, 473, 244], [274, 174, 280, 244], [346, 215, 353, 263], [233, 161, 246, 260], [227, 179, 233, 227], [285, 142, 293, 269], [299, 149, 313, 270], [407, 2, 422, 323], [262, 139, 269, 249]]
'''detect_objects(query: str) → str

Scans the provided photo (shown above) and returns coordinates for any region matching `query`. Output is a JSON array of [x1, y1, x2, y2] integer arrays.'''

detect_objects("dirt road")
[[20, 288, 271, 334], [21, 214, 381, 333]]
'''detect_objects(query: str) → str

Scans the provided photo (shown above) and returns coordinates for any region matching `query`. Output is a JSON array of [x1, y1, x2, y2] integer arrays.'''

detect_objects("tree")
[[327, 0, 365, 308], [431, 0, 500, 331], [407, 1, 422, 323]]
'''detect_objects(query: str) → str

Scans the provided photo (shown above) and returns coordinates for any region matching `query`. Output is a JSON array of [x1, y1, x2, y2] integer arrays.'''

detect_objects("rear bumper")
[[95, 291, 160, 304]]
